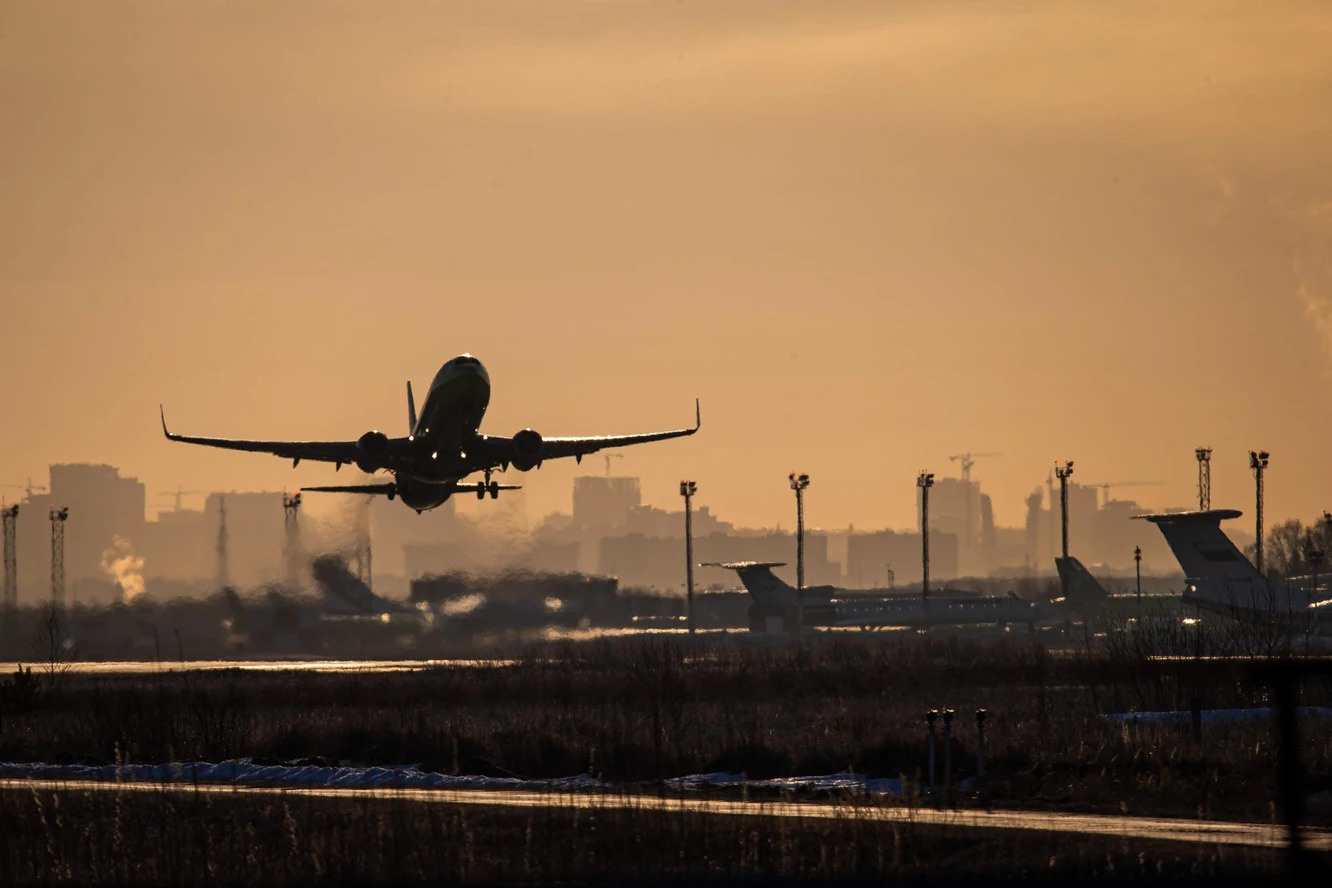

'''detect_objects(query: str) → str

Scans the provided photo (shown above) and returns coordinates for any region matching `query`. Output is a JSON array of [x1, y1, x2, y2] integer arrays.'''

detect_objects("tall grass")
[[1, 635, 1328, 823], [0, 784, 1288, 885]]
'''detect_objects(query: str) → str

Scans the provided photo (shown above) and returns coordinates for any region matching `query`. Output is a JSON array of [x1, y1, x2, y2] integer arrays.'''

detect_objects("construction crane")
[[603, 454, 624, 477], [1089, 481, 1164, 508], [947, 452, 1002, 483], [1, 477, 49, 499], [157, 486, 208, 511]]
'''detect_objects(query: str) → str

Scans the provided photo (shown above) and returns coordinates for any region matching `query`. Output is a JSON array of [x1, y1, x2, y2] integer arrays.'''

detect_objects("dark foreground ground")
[[0, 784, 1296, 886], [1, 633, 1330, 883]]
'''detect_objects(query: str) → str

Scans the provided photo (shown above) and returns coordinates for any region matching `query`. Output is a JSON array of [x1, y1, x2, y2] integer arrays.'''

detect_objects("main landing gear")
[[476, 471, 501, 500]]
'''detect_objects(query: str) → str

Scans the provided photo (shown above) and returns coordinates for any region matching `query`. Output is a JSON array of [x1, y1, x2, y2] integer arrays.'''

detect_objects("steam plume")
[[100, 535, 146, 603]]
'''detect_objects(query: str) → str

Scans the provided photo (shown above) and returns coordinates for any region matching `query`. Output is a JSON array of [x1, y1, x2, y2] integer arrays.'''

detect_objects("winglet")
[[159, 405, 174, 439], [694, 398, 701, 431], [407, 381, 418, 435]]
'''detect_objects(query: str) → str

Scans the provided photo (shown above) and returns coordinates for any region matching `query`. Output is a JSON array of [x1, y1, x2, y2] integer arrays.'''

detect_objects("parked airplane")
[[707, 561, 1052, 632], [162, 354, 699, 512], [1138, 509, 1332, 627], [1053, 556, 1185, 619]]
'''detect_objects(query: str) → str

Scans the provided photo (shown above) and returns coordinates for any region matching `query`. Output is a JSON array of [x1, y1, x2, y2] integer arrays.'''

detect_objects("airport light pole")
[[917, 471, 935, 601], [1307, 544, 1323, 615], [2, 504, 18, 611], [680, 480, 697, 634], [789, 473, 809, 591], [1250, 451, 1269, 575], [50, 506, 69, 608], [1195, 447, 1212, 511], [1055, 461, 1074, 560], [1134, 545, 1142, 618]]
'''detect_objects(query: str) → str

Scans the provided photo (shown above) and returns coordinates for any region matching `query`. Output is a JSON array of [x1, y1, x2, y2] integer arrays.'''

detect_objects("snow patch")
[[0, 760, 907, 796]]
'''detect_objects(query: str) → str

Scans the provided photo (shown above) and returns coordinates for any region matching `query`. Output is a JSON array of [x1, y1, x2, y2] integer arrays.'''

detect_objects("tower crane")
[[603, 454, 624, 477], [157, 486, 208, 511], [947, 452, 1002, 483], [0, 478, 49, 499], [1089, 481, 1164, 508]]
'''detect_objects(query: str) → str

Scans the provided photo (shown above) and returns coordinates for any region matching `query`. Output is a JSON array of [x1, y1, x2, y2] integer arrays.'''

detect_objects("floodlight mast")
[[49, 506, 69, 607], [1249, 451, 1269, 575], [679, 480, 697, 634], [1054, 461, 1074, 560], [788, 473, 810, 590], [917, 471, 935, 601], [1195, 447, 1212, 511], [1134, 545, 1142, 618]]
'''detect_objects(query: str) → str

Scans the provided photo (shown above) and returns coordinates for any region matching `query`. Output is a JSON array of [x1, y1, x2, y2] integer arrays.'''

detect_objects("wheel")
[[488, 481, 499, 499], [476, 486, 485, 500]]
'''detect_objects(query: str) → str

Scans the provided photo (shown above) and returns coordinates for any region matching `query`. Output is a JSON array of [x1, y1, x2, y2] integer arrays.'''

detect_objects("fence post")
[[976, 709, 988, 783], [926, 709, 938, 793], [943, 708, 955, 805]]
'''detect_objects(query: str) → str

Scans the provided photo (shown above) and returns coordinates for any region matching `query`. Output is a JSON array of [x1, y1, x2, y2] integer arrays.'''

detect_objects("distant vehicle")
[[1138, 509, 1332, 627], [1053, 556, 1185, 619], [707, 561, 1051, 633], [162, 354, 699, 512]]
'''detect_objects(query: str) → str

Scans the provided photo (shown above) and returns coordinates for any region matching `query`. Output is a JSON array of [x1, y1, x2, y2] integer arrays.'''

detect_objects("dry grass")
[[0, 783, 1290, 886], [3, 634, 1329, 825]]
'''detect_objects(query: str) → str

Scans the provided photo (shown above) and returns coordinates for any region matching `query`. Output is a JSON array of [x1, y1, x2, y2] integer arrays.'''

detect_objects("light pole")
[[680, 480, 697, 634], [1195, 447, 1212, 511], [50, 506, 69, 608], [1307, 544, 1323, 613], [789, 473, 809, 591], [1249, 451, 1269, 575], [917, 471, 935, 601], [1134, 545, 1142, 618], [1055, 461, 1074, 560]]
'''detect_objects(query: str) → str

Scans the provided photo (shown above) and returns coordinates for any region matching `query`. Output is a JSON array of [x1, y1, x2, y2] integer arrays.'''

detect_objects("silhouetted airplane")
[[162, 354, 699, 512], [1139, 509, 1332, 627], [707, 561, 1051, 632]]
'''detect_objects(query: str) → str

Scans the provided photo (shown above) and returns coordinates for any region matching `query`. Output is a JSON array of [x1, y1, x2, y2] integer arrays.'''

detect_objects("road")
[[4, 777, 1327, 852]]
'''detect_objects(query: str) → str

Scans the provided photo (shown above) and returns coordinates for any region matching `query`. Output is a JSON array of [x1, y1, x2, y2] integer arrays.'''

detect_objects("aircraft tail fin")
[[1137, 510, 1257, 583], [703, 561, 797, 612], [1055, 556, 1110, 611], [407, 382, 418, 435]]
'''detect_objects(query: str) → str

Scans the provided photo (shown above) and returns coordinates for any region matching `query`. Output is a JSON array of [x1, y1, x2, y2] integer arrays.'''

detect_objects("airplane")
[[162, 354, 700, 512], [1137, 509, 1332, 628], [706, 561, 1052, 633], [1053, 556, 1185, 619]]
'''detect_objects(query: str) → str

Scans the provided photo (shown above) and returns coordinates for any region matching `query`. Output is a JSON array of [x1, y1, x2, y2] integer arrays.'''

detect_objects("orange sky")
[[3, 0, 1332, 533]]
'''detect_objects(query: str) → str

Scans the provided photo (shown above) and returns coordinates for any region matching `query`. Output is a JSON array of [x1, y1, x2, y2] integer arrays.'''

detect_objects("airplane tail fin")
[[1137, 510, 1258, 583], [1055, 556, 1110, 611], [703, 562, 797, 612], [407, 382, 418, 435]]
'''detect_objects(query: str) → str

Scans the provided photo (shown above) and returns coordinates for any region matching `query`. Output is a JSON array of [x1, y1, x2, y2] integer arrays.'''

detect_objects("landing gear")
[[478, 471, 501, 500]]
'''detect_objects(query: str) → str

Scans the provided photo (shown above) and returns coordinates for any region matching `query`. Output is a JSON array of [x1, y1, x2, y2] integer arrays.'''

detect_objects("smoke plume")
[[100, 535, 146, 603]]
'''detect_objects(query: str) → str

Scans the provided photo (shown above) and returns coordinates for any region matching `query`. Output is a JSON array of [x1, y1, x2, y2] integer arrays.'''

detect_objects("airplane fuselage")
[[393, 356, 493, 511]]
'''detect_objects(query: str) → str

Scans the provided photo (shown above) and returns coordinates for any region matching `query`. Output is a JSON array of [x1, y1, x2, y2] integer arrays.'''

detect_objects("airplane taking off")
[[707, 562, 1051, 632], [162, 354, 700, 512]]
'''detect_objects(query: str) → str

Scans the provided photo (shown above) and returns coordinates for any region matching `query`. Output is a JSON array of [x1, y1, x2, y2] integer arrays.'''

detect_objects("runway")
[[4, 777, 1327, 852], [44, 658, 515, 675]]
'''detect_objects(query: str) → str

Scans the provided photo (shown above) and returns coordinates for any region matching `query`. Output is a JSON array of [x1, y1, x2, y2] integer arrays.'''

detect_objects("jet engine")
[[356, 430, 390, 472], [511, 428, 543, 471]]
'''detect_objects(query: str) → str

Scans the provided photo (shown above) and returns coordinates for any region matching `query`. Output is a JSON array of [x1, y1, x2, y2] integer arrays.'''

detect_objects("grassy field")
[[2, 634, 1329, 825], [0, 783, 1291, 886]]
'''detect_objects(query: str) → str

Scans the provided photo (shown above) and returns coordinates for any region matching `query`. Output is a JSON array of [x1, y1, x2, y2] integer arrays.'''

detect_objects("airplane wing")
[[474, 399, 700, 468], [160, 406, 391, 467]]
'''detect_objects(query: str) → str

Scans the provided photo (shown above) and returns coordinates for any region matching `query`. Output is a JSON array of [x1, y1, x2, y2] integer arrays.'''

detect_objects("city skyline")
[[4, 2, 1332, 531]]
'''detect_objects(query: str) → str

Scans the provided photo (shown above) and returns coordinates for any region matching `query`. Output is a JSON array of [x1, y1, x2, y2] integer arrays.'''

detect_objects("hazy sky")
[[3, 1, 1332, 533]]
